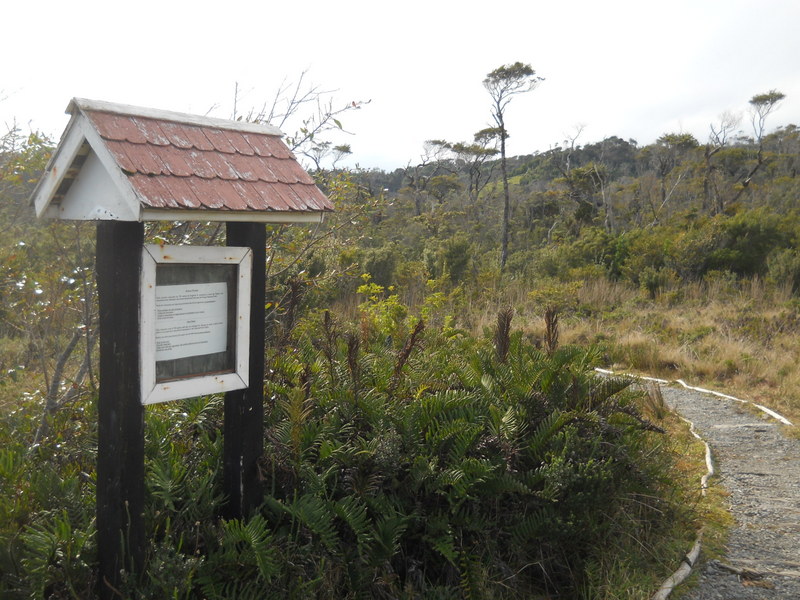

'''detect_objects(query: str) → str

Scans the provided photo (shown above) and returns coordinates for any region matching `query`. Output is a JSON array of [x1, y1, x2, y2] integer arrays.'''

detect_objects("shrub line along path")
[[655, 381, 800, 599]]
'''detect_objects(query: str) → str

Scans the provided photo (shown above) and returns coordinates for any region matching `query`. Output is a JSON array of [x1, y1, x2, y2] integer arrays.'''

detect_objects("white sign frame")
[[140, 244, 252, 405]]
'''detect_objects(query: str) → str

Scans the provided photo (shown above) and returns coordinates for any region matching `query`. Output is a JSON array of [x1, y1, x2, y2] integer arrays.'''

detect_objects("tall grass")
[[565, 276, 800, 420], [411, 273, 800, 421]]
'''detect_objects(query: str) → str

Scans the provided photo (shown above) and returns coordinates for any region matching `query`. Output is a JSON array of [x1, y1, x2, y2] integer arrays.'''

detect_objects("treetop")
[[483, 62, 543, 96]]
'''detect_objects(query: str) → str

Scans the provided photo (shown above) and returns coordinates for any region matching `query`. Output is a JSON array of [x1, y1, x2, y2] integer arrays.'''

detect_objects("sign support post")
[[96, 221, 145, 598], [223, 222, 266, 518]]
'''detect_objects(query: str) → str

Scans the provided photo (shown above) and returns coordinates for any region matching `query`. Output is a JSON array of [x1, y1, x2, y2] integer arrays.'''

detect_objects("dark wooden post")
[[223, 222, 266, 518], [96, 221, 145, 598]]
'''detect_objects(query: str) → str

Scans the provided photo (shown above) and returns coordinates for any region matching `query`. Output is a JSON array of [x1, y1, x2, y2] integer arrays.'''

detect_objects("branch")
[[649, 167, 688, 226], [31, 327, 84, 447]]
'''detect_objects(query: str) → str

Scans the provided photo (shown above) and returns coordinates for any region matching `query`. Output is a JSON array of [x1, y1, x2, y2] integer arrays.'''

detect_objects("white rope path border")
[[594, 368, 794, 426], [593, 368, 794, 599]]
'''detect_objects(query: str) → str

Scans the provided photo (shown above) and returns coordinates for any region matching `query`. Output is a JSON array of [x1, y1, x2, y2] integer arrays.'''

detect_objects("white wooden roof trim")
[[48, 151, 139, 221], [77, 117, 143, 220], [32, 113, 86, 218], [69, 98, 284, 137]]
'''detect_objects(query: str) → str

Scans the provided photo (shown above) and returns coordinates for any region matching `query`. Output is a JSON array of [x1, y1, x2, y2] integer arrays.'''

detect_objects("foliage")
[[2, 84, 798, 599], [0, 301, 692, 598]]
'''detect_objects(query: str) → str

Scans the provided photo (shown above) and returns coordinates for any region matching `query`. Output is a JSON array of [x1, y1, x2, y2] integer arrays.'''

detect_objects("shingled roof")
[[31, 98, 333, 222]]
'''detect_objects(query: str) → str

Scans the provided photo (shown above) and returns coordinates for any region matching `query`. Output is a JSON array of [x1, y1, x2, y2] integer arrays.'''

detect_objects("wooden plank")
[[222, 222, 266, 518], [96, 221, 145, 599]]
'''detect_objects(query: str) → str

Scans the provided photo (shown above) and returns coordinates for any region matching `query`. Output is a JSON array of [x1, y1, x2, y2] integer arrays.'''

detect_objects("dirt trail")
[[660, 385, 800, 599]]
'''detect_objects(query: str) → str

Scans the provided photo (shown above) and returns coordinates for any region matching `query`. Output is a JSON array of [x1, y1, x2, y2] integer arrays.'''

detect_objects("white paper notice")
[[155, 282, 228, 361]]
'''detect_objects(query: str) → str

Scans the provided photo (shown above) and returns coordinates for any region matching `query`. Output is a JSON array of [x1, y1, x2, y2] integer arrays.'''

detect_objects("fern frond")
[[511, 506, 558, 545], [223, 514, 278, 583], [333, 496, 373, 557], [424, 518, 458, 566], [479, 470, 536, 496], [528, 410, 570, 459], [459, 548, 483, 600], [372, 512, 409, 562], [586, 375, 633, 410], [277, 493, 340, 554]]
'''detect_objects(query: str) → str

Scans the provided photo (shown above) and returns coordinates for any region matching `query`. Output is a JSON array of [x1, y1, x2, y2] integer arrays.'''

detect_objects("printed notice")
[[155, 282, 228, 362]]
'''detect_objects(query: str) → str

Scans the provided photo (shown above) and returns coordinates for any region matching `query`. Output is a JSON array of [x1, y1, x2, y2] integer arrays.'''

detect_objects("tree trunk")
[[499, 129, 510, 270]]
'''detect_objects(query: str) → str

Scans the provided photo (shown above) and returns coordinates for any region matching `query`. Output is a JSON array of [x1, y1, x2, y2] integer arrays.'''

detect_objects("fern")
[[440, 458, 495, 501], [478, 470, 536, 496], [371, 512, 409, 562], [147, 455, 187, 512], [201, 578, 273, 600], [228, 515, 278, 583], [424, 516, 458, 566], [198, 514, 278, 598], [586, 375, 633, 411], [268, 493, 339, 554], [511, 506, 559, 545], [19, 509, 95, 599], [425, 420, 481, 461], [527, 409, 570, 459], [333, 496, 373, 558], [459, 548, 483, 600], [0, 446, 22, 483]]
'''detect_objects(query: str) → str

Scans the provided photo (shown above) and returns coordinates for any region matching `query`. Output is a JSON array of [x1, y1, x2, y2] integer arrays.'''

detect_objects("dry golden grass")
[[577, 277, 638, 309], [355, 271, 800, 424], [478, 276, 800, 424]]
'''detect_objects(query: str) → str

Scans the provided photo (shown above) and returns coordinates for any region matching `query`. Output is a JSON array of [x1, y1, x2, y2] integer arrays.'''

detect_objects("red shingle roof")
[[79, 103, 332, 214]]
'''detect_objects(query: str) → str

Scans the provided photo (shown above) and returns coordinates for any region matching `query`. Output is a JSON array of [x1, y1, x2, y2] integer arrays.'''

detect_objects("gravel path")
[[660, 385, 800, 599]]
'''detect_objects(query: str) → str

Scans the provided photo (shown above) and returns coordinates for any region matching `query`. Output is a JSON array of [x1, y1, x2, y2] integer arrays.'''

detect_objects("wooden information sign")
[[140, 245, 252, 404], [30, 98, 332, 599]]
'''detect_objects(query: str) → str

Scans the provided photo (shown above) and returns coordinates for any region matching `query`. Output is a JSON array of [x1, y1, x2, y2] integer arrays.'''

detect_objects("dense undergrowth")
[[4, 98, 797, 598], [0, 305, 700, 598]]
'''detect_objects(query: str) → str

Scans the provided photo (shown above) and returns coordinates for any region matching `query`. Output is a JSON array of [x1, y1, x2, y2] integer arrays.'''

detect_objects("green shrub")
[[639, 267, 679, 300], [363, 244, 400, 288], [617, 229, 667, 285], [424, 234, 473, 284], [1, 307, 690, 599], [706, 209, 789, 277], [767, 248, 800, 293]]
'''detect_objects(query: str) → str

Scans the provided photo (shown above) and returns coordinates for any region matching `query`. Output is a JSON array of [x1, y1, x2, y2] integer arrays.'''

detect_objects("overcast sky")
[[3, 0, 799, 170]]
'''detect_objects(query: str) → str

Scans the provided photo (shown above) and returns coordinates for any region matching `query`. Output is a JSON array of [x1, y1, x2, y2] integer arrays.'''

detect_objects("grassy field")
[[452, 275, 800, 426]]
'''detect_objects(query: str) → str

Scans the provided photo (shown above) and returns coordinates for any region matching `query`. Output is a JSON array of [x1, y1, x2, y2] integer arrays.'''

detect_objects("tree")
[[0, 125, 100, 443], [728, 89, 786, 204], [704, 110, 740, 214], [228, 73, 368, 170], [400, 141, 453, 216], [558, 161, 609, 227], [483, 62, 543, 268], [642, 133, 698, 224], [428, 130, 499, 204], [750, 90, 786, 147], [705, 90, 785, 213]]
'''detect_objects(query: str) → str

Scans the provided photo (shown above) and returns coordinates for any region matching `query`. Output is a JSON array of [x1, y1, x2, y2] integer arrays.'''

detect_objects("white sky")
[[3, 0, 799, 170]]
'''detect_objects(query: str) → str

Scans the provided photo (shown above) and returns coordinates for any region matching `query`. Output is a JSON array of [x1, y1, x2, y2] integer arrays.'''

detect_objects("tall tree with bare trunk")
[[483, 62, 543, 269]]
